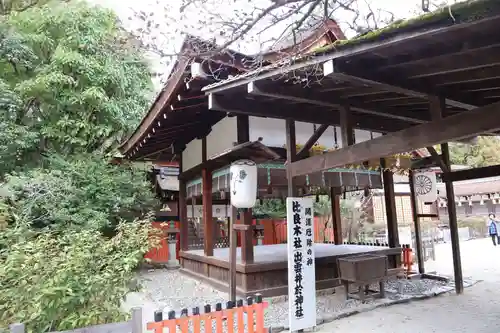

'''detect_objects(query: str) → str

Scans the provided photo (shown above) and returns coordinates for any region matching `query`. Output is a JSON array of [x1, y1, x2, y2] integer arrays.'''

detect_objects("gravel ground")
[[131, 268, 464, 332], [312, 238, 499, 333], [125, 238, 493, 332]]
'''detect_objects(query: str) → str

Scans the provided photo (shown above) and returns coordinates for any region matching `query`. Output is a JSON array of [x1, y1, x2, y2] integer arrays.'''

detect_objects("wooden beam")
[[323, 60, 475, 111], [208, 93, 407, 132], [441, 142, 464, 294], [296, 124, 328, 159], [286, 119, 298, 197], [248, 81, 426, 124], [377, 41, 500, 72], [443, 164, 500, 182], [432, 65, 500, 87], [426, 146, 448, 173], [289, 100, 500, 177]]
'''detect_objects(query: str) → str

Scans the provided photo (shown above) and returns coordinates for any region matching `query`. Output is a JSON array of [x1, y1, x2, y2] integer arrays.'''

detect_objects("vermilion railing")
[[260, 218, 335, 244], [144, 221, 180, 264], [147, 294, 268, 333]]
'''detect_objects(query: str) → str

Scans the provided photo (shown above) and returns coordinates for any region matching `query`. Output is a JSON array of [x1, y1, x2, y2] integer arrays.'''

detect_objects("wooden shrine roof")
[[119, 22, 348, 161], [204, 0, 500, 135]]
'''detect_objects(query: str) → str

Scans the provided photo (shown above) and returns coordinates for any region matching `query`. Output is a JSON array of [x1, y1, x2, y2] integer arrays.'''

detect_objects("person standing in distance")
[[488, 213, 500, 246]]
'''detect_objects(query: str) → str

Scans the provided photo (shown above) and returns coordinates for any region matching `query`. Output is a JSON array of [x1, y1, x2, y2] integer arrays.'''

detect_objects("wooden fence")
[[8, 308, 142, 333], [147, 294, 268, 333]]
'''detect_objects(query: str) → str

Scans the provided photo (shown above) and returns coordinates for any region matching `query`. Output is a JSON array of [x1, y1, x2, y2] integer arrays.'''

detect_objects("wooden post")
[[131, 307, 143, 333], [442, 142, 464, 294], [202, 168, 214, 257], [179, 178, 188, 252], [340, 105, 354, 146], [286, 119, 298, 197], [408, 170, 425, 274], [381, 158, 399, 268], [240, 208, 254, 264], [237, 115, 250, 143], [330, 187, 342, 245], [229, 205, 238, 302]]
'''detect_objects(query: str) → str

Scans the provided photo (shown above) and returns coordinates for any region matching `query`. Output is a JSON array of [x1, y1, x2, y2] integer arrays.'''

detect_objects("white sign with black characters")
[[286, 197, 316, 331]]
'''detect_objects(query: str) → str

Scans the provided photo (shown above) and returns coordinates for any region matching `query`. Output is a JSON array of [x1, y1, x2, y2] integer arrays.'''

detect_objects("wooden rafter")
[[377, 41, 500, 73], [323, 60, 475, 110], [289, 100, 500, 177], [247, 81, 427, 123], [208, 93, 410, 132]]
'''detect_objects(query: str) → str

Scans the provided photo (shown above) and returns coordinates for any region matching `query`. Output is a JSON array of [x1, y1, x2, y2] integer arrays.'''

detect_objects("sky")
[[90, 0, 456, 89]]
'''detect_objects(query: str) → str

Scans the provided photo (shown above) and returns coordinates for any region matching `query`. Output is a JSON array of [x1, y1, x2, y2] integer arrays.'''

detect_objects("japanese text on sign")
[[287, 197, 316, 331]]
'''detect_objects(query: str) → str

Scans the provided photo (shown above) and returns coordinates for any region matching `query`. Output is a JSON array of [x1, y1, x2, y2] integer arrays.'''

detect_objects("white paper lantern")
[[230, 160, 258, 208], [413, 170, 437, 202]]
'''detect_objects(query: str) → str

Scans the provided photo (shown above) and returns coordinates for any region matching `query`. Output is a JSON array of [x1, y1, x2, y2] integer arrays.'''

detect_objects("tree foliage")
[[0, 220, 155, 332], [0, 0, 153, 174], [448, 137, 500, 168], [3, 154, 158, 233], [0, 2, 159, 330]]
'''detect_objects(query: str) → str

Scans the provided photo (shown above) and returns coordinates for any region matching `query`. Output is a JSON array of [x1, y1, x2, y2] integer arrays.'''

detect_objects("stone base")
[[166, 261, 180, 270]]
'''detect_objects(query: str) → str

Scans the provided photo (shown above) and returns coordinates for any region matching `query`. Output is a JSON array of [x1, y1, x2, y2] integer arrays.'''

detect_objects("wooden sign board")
[[286, 197, 316, 331]]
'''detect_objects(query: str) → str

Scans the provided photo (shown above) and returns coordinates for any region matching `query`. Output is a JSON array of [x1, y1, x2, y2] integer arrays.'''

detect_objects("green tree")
[[448, 137, 500, 167], [0, 0, 153, 175], [3, 154, 158, 233]]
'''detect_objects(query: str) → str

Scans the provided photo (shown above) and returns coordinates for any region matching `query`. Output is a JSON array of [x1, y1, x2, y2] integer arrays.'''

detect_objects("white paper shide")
[[413, 170, 437, 202], [229, 160, 257, 208], [287, 197, 316, 331]]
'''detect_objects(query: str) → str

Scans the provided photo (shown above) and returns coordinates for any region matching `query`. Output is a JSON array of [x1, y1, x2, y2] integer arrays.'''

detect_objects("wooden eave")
[[121, 22, 351, 161], [201, 1, 500, 177], [180, 140, 281, 181]]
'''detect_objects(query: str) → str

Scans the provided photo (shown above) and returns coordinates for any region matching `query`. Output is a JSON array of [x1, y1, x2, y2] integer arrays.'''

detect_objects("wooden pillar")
[[330, 105, 354, 245], [201, 137, 214, 256], [330, 187, 342, 245], [286, 119, 298, 197], [340, 105, 354, 146], [381, 158, 399, 249], [237, 115, 250, 143], [179, 153, 188, 252], [202, 168, 214, 256], [408, 170, 425, 274], [179, 178, 188, 251], [240, 208, 254, 264], [442, 142, 464, 294], [229, 205, 238, 302]]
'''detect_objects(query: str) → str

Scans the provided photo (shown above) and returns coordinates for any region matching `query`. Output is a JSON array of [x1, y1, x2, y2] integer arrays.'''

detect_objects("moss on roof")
[[314, 0, 500, 54]]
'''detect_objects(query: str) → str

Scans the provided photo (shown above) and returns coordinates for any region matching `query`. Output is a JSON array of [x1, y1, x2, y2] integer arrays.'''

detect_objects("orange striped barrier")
[[147, 294, 269, 333]]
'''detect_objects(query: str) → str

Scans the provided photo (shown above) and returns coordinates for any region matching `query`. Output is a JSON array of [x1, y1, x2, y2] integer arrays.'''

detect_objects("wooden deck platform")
[[180, 243, 401, 297]]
